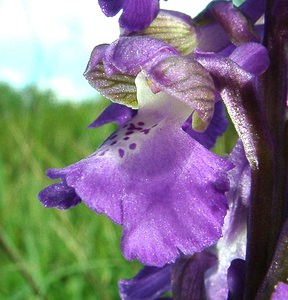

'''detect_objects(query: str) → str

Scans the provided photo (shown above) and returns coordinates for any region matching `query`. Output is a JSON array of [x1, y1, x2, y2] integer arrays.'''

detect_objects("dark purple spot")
[[142, 129, 150, 135], [129, 143, 137, 150], [123, 137, 130, 140], [138, 121, 145, 126], [152, 123, 158, 128], [125, 131, 134, 135], [110, 140, 117, 146], [123, 124, 129, 128], [118, 148, 125, 158]]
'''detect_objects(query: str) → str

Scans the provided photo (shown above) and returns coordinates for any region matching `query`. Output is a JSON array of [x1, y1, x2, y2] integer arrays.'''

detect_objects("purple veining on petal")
[[149, 55, 216, 123]]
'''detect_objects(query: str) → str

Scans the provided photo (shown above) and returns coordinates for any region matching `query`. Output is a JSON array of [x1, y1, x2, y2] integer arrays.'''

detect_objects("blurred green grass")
[[0, 83, 237, 300], [0, 83, 141, 300]]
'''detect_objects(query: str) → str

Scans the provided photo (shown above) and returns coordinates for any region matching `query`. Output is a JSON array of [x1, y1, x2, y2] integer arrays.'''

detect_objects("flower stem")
[[245, 0, 288, 298]]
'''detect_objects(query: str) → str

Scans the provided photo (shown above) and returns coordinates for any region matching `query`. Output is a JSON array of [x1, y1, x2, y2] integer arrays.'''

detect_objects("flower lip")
[[39, 74, 233, 267]]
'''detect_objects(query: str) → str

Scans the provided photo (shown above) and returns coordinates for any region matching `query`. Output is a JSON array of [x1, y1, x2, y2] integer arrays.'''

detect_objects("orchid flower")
[[38, 0, 288, 298], [39, 58, 233, 266]]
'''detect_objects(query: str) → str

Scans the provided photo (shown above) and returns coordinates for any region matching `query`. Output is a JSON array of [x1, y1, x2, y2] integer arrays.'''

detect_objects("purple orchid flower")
[[98, 0, 159, 32], [39, 34, 234, 267], [39, 71, 232, 267], [38, 0, 288, 298]]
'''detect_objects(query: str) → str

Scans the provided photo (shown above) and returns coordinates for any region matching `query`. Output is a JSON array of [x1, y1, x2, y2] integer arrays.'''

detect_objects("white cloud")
[[0, 68, 26, 86], [161, 0, 212, 16], [39, 75, 95, 101], [0, 0, 212, 101]]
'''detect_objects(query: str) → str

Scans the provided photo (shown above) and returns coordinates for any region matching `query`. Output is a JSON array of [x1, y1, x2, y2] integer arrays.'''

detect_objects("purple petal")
[[104, 37, 177, 76], [195, 17, 230, 53], [205, 141, 249, 300], [38, 182, 81, 210], [149, 55, 216, 123], [119, 123, 231, 266], [119, 265, 171, 300], [229, 42, 270, 76], [120, 0, 160, 32], [195, 49, 266, 168], [98, 0, 124, 17], [88, 103, 136, 128], [239, 0, 265, 23], [172, 253, 217, 300], [272, 282, 288, 300], [208, 1, 259, 45], [182, 101, 228, 149], [84, 44, 109, 75], [195, 42, 269, 77]]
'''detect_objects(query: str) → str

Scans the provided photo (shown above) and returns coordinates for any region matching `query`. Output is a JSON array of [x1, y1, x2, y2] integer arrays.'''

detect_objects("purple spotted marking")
[[129, 143, 137, 150], [138, 121, 145, 126], [125, 131, 134, 135], [123, 137, 130, 140], [118, 148, 125, 158], [142, 129, 150, 135], [110, 140, 117, 146]]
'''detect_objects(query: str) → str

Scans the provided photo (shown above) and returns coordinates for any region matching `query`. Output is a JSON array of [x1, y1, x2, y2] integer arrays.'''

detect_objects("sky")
[[0, 0, 211, 101]]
